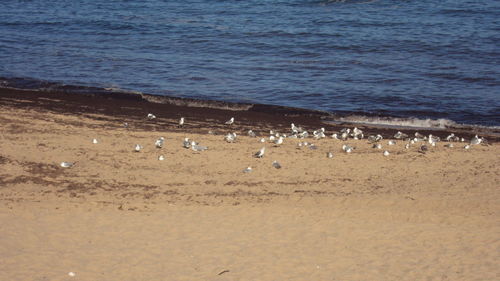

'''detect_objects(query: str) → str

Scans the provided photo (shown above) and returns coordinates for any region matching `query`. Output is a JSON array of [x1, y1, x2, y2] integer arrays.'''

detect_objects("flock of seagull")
[[60, 114, 488, 171]]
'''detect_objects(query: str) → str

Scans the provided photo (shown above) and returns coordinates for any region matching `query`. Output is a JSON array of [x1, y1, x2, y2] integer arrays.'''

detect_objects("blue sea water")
[[0, 0, 499, 126]]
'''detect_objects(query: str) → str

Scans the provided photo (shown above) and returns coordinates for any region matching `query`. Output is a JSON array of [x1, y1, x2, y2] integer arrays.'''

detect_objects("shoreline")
[[1, 85, 499, 142]]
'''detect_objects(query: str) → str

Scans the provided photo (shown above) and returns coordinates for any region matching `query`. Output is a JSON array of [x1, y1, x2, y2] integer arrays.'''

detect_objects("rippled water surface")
[[1, 0, 499, 125]]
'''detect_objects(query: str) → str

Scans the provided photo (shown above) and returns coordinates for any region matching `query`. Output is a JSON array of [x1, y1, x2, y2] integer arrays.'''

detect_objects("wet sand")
[[0, 89, 499, 280]]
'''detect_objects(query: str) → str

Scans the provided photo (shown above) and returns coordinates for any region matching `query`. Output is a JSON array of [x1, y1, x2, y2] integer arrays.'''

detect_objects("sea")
[[0, 0, 499, 128]]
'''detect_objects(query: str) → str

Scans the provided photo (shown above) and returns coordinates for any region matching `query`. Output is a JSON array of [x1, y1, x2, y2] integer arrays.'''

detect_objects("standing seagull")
[[183, 138, 191, 149], [155, 137, 165, 148], [225, 132, 237, 143], [274, 136, 284, 146], [179, 117, 185, 127], [225, 117, 234, 125], [254, 147, 265, 158], [470, 135, 482, 145]]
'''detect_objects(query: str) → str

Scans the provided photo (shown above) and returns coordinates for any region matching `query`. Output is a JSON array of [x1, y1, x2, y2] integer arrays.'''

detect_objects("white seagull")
[[134, 144, 142, 152], [191, 141, 208, 152], [470, 135, 482, 145], [342, 144, 354, 153], [225, 132, 237, 143], [183, 138, 191, 149], [254, 147, 265, 158], [225, 117, 234, 125], [147, 113, 156, 120], [60, 162, 75, 168], [155, 137, 165, 148], [274, 136, 284, 146]]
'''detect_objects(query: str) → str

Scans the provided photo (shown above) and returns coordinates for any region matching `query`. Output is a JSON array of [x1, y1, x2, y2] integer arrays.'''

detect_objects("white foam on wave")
[[326, 115, 500, 134], [331, 115, 460, 129]]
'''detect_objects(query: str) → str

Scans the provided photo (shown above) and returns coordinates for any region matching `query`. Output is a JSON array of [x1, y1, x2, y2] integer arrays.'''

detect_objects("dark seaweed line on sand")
[[0, 76, 329, 117], [1, 77, 499, 141]]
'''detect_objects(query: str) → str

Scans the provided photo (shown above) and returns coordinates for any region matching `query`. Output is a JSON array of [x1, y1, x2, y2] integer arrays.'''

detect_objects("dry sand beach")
[[0, 89, 499, 280]]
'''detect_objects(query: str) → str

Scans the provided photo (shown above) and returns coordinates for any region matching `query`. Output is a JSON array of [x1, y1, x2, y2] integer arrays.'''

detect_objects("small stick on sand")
[[217, 270, 230, 276]]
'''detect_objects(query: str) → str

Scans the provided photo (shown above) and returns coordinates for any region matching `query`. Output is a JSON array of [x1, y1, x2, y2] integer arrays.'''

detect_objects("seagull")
[[92, 138, 98, 144], [388, 140, 396, 146], [183, 138, 191, 148], [60, 162, 75, 168], [248, 130, 256, 137], [134, 144, 142, 152], [340, 132, 349, 141], [445, 133, 456, 142], [243, 167, 252, 173], [331, 133, 338, 139], [191, 141, 208, 152], [415, 132, 425, 139], [419, 144, 428, 154], [272, 160, 281, 169], [299, 131, 309, 139], [308, 144, 318, 150], [179, 117, 185, 127], [464, 144, 471, 150], [269, 135, 276, 142], [428, 134, 440, 144], [225, 117, 234, 125], [147, 113, 156, 120], [405, 143, 410, 149], [259, 138, 266, 143], [340, 128, 351, 134], [373, 143, 382, 149], [155, 137, 165, 148], [158, 155, 165, 161], [225, 132, 237, 143], [470, 135, 482, 145], [342, 144, 354, 153], [274, 136, 284, 146], [368, 134, 383, 143], [254, 147, 265, 158], [352, 127, 363, 139], [326, 152, 333, 158], [383, 150, 390, 156], [313, 130, 325, 139], [123, 122, 129, 128], [394, 131, 408, 139]]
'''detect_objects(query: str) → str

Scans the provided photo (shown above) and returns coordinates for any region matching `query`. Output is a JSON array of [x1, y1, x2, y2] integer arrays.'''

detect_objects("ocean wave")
[[324, 115, 500, 131], [1, 76, 499, 132]]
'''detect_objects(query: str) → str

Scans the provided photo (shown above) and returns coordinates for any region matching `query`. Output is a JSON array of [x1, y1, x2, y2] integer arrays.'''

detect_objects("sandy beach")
[[1, 89, 499, 280]]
